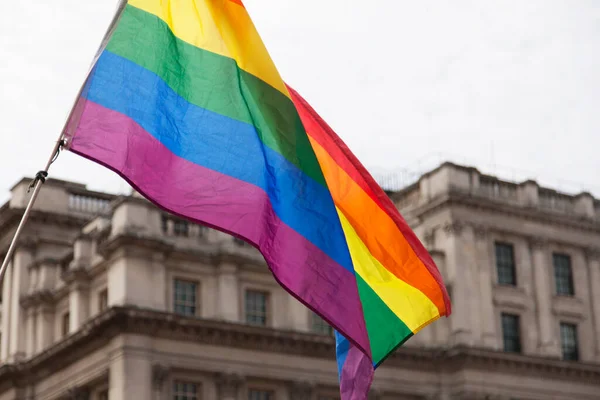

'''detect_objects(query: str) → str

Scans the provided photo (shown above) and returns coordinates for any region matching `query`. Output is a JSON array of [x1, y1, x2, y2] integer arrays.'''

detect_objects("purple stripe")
[[69, 99, 370, 353], [340, 345, 374, 400]]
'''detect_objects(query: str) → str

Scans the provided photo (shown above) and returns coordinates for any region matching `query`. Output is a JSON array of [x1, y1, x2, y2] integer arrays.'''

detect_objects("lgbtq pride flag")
[[63, 1, 451, 398]]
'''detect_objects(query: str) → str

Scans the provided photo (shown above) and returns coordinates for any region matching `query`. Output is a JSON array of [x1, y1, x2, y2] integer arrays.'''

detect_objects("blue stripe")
[[335, 330, 350, 379], [84, 50, 354, 273]]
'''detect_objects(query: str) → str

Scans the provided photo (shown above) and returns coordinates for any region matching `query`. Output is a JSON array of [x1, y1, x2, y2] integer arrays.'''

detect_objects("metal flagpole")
[[0, 138, 65, 285], [0, 0, 129, 287]]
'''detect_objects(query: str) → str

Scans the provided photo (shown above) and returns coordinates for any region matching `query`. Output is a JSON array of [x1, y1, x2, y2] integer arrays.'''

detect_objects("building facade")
[[0, 162, 599, 400]]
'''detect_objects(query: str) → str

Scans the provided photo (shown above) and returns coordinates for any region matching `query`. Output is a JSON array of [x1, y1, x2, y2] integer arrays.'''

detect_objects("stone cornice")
[[19, 290, 54, 308], [61, 267, 91, 288], [443, 221, 464, 237], [96, 231, 268, 270], [409, 191, 600, 235], [1, 209, 92, 231], [97, 232, 174, 258], [0, 307, 599, 391]]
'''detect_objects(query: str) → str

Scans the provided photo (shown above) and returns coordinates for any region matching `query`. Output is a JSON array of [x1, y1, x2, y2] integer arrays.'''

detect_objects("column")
[[530, 238, 559, 357], [217, 263, 239, 322], [9, 247, 33, 362], [216, 372, 244, 400], [25, 307, 36, 357], [35, 304, 54, 352], [289, 381, 314, 400], [443, 221, 473, 346], [473, 225, 496, 348], [109, 349, 153, 400], [69, 281, 90, 332], [586, 248, 600, 358], [1, 257, 12, 361]]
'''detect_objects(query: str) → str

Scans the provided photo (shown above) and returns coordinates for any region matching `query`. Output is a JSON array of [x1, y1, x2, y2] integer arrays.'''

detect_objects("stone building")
[[0, 162, 599, 400]]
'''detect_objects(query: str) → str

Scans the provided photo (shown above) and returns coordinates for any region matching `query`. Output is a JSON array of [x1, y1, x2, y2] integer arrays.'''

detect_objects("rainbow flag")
[[63, 1, 451, 398]]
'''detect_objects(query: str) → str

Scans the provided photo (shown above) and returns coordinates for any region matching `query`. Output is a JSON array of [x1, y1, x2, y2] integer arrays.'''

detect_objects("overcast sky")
[[1, 0, 599, 204]]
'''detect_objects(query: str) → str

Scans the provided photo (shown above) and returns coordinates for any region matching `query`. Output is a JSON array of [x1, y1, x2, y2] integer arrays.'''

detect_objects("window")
[[501, 313, 521, 353], [173, 220, 189, 237], [311, 312, 333, 336], [553, 254, 574, 296], [98, 288, 108, 312], [560, 323, 578, 361], [173, 381, 199, 400], [248, 389, 274, 400], [495, 242, 516, 286], [97, 389, 108, 400], [245, 290, 269, 326], [174, 279, 198, 316], [62, 312, 70, 337]]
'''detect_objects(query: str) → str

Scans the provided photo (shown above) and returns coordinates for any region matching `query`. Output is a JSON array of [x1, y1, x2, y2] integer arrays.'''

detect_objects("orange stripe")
[[288, 85, 451, 316], [229, 0, 245, 7], [308, 137, 447, 314]]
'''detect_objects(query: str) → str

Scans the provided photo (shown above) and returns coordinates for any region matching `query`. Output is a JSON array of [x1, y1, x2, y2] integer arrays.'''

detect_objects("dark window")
[[62, 311, 70, 337], [173, 381, 199, 400], [248, 390, 274, 400], [501, 313, 521, 353], [245, 290, 268, 326], [161, 215, 169, 234], [174, 279, 198, 316], [311, 312, 333, 336], [173, 220, 189, 237], [495, 242, 516, 286], [98, 288, 108, 312], [98, 390, 108, 400], [560, 323, 578, 361], [553, 253, 574, 296]]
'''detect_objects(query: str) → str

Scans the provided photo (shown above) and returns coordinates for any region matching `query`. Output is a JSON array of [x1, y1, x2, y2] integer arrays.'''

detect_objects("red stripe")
[[287, 85, 451, 316], [229, 0, 245, 7]]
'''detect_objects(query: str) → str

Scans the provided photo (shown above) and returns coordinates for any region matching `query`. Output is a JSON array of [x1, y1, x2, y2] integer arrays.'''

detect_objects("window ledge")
[[493, 285, 529, 311], [552, 295, 585, 320]]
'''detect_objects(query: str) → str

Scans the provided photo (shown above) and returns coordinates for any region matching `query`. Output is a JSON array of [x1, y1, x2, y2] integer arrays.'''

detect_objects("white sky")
[[1, 0, 599, 204]]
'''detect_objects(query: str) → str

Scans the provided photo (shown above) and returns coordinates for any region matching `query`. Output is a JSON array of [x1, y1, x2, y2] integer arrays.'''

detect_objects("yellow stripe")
[[127, 0, 290, 98], [336, 209, 440, 333]]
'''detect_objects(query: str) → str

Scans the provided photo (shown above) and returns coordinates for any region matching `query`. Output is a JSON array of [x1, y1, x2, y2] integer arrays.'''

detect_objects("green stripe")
[[356, 275, 413, 365], [106, 4, 326, 186]]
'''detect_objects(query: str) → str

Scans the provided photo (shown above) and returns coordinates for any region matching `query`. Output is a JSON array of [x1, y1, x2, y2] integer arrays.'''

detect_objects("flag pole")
[[0, 138, 65, 285], [0, 0, 129, 287]]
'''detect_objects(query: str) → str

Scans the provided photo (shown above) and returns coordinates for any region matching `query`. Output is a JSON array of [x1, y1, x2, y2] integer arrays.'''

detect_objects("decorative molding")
[[408, 192, 600, 235], [585, 247, 600, 262], [215, 372, 244, 397], [443, 221, 464, 237], [19, 290, 55, 308], [529, 237, 548, 251], [471, 224, 489, 240], [97, 232, 174, 259], [61, 267, 91, 288], [1, 307, 600, 392]]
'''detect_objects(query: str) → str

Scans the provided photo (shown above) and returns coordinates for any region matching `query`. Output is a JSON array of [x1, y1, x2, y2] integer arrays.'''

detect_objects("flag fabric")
[[289, 87, 451, 397], [63, 1, 451, 398]]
